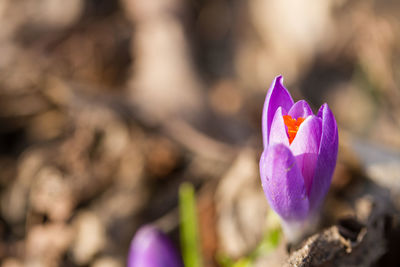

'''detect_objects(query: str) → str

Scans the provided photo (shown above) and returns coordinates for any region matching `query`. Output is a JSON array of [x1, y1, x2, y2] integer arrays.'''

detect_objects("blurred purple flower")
[[128, 226, 183, 267], [260, 76, 338, 241]]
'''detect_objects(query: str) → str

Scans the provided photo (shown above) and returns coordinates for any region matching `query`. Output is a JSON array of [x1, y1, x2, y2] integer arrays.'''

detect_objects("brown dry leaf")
[[71, 211, 106, 265], [216, 149, 268, 258], [25, 223, 73, 267], [122, 0, 204, 124]]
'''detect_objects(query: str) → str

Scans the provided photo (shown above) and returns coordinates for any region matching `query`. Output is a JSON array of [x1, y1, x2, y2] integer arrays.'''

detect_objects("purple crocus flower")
[[259, 75, 338, 242], [127, 225, 183, 267]]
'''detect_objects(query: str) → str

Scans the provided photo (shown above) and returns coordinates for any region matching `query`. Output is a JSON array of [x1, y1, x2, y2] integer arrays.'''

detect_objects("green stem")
[[179, 182, 203, 267]]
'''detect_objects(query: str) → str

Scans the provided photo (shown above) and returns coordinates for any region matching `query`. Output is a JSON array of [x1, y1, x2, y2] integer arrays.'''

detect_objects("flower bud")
[[260, 76, 338, 242], [128, 226, 183, 267]]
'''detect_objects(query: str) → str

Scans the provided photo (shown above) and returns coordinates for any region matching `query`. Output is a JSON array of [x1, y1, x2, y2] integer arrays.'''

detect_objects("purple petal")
[[128, 226, 183, 267], [288, 100, 313, 119], [260, 144, 309, 221], [269, 107, 290, 146], [309, 104, 338, 211], [262, 76, 294, 149], [290, 116, 322, 196]]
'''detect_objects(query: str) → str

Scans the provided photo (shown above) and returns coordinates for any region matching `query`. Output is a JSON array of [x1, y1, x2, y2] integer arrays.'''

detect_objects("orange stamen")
[[283, 115, 305, 144]]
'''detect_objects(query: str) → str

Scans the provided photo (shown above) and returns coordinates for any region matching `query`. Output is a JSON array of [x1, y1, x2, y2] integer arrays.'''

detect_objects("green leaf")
[[179, 182, 203, 267]]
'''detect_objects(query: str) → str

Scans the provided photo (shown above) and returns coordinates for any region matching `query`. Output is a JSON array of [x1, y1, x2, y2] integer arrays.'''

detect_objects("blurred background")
[[0, 0, 400, 266]]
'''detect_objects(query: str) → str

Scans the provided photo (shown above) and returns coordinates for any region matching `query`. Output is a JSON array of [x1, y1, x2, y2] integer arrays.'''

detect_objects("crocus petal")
[[128, 226, 183, 267], [288, 100, 313, 119], [309, 103, 338, 211], [269, 107, 290, 146], [260, 144, 309, 221], [290, 115, 322, 196], [262, 76, 294, 149]]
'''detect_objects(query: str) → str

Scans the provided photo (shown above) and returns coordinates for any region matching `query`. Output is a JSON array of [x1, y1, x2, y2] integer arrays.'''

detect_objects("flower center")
[[283, 115, 305, 144]]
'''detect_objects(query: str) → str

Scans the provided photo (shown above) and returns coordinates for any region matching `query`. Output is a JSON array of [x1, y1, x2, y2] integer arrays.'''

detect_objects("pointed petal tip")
[[288, 100, 314, 119], [272, 75, 285, 90], [269, 106, 290, 147], [262, 75, 294, 148], [318, 103, 338, 133], [318, 103, 332, 116]]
